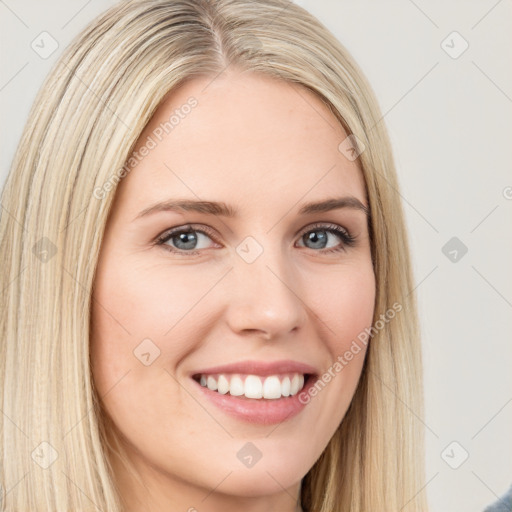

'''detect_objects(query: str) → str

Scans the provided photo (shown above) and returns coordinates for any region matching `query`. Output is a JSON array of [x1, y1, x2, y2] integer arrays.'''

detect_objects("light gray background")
[[1, 1, 511, 510]]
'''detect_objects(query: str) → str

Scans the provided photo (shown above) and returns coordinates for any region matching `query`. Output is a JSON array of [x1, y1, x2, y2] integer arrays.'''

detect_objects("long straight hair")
[[0, 1, 427, 510]]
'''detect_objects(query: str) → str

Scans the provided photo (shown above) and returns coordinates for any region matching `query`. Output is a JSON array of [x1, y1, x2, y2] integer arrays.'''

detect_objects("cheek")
[[90, 256, 210, 349], [300, 260, 375, 415], [89, 254, 226, 399], [89, 265, 194, 442], [308, 260, 376, 346]]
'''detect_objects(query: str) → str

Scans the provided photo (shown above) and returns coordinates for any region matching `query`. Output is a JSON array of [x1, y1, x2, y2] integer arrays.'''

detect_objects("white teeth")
[[217, 374, 229, 394], [197, 373, 307, 399], [245, 375, 263, 398], [281, 376, 291, 397], [206, 376, 218, 391], [229, 375, 244, 396], [262, 376, 282, 399], [290, 374, 302, 395]]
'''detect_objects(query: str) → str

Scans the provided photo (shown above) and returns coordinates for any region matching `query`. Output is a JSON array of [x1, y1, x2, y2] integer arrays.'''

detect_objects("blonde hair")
[[0, 0, 427, 510]]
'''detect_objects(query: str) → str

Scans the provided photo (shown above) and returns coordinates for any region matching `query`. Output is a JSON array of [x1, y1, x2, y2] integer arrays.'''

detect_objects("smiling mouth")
[[192, 372, 314, 400]]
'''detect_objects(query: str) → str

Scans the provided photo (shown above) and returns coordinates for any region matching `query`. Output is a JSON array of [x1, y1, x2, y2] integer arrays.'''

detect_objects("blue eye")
[[155, 223, 356, 255], [297, 223, 356, 253], [155, 225, 219, 255], [162, 229, 213, 251]]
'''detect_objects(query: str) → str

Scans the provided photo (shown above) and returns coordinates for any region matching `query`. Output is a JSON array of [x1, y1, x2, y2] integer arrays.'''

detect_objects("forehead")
[[115, 71, 367, 218]]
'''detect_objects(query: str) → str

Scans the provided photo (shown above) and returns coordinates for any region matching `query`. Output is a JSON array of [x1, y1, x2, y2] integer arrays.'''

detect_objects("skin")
[[90, 69, 376, 512]]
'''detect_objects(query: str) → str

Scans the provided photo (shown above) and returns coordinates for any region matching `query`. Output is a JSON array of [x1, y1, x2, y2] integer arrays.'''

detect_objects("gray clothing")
[[484, 484, 512, 512]]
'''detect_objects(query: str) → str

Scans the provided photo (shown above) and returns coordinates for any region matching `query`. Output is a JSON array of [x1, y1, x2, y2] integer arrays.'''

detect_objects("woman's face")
[[90, 70, 375, 510]]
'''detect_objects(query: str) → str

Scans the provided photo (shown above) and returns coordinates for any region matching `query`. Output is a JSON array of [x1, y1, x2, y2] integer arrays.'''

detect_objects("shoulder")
[[483, 483, 512, 512]]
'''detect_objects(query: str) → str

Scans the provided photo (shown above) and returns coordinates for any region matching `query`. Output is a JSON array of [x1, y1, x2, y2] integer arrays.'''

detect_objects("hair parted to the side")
[[0, 0, 427, 510]]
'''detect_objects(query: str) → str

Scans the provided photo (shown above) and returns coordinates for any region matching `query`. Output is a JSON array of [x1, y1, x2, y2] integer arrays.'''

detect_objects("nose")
[[224, 245, 308, 341]]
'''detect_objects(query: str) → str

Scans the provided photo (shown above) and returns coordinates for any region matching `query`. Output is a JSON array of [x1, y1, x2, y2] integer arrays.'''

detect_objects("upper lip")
[[191, 359, 319, 377]]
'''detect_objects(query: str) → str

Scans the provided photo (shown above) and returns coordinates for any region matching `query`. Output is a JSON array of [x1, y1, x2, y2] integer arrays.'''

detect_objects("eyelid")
[[154, 221, 356, 254], [296, 221, 351, 238], [154, 223, 220, 248]]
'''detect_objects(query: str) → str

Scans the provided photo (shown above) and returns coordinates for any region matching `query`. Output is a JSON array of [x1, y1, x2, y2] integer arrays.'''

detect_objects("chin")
[[213, 470, 304, 497]]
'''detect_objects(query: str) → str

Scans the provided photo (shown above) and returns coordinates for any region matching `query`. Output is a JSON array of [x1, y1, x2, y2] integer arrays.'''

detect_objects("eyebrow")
[[133, 196, 370, 221]]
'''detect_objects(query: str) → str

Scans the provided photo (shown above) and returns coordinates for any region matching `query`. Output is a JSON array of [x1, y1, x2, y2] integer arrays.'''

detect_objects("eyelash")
[[154, 222, 357, 256]]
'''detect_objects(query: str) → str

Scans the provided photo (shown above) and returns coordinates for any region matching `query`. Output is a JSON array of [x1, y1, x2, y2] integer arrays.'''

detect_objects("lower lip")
[[192, 375, 318, 425]]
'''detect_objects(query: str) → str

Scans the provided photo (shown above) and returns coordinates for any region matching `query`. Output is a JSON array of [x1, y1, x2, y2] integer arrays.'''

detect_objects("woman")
[[0, 0, 427, 510]]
